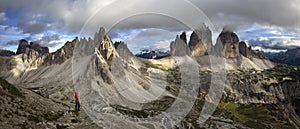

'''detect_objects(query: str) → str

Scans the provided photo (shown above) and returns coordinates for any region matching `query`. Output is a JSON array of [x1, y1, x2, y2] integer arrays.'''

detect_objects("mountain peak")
[[16, 39, 49, 56]]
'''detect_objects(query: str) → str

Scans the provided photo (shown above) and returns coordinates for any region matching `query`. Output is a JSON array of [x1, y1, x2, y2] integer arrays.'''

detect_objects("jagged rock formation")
[[114, 41, 134, 60], [188, 25, 212, 56], [21, 47, 40, 63], [250, 49, 268, 59], [239, 41, 250, 58], [42, 38, 77, 65], [170, 36, 191, 56], [179, 32, 187, 43], [0, 50, 15, 57], [16, 39, 49, 56], [239, 41, 267, 59], [29, 42, 49, 55], [99, 35, 115, 61], [217, 31, 240, 58], [16, 39, 29, 54]]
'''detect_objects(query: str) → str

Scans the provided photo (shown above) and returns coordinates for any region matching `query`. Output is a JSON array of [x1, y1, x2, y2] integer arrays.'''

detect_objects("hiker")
[[75, 91, 80, 111]]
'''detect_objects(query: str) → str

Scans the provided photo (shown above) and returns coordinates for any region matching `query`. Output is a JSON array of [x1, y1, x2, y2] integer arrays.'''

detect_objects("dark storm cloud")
[[0, 40, 18, 48], [1, 34, 63, 49], [32, 34, 62, 47], [1, 0, 300, 34], [1, 0, 300, 52], [17, 21, 49, 34], [191, 0, 300, 31]]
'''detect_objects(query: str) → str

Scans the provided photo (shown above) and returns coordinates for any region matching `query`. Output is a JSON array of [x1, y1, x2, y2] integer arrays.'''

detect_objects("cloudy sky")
[[0, 0, 300, 53]]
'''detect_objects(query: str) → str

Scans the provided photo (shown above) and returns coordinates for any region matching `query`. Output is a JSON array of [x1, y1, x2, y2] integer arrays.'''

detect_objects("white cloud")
[[153, 40, 171, 51], [0, 12, 7, 23]]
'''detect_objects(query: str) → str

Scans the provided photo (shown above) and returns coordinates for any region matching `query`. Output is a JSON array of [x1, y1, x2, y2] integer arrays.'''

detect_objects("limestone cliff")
[[188, 25, 212, 56]]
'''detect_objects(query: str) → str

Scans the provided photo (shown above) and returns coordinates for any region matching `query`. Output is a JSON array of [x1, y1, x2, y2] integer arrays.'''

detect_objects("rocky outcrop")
[[217, 31, 240, 58], [21, 48, 40, 63], [99, 35, 115, 61], [179, 32, 187, 44], [42, 38, 77, 65], [114, 41, 134, 61], [16, 39, 49, 56], [170, 36, 191, 56], [239, 41, 268, 59], [16, 39, 29, 54], [188, 25, 212, 56], [250, 49, 268, 59], [29, 42, 49, 56], [0, 50, 15, 57], [239, 41, 250, 58]]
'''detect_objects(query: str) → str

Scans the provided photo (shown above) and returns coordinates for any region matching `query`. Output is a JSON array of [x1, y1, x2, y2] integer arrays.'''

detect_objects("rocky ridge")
[[0, 50, 15, 56]]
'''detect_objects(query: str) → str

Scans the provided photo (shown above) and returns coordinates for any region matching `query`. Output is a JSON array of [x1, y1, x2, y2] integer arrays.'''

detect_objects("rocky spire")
[[216, 31, 240, 58], [170, 36, 191, 56], [16, 39, 29, 54], [179, 32, 187, 43], [16, 39, 49, 56], [188, 24, 212, 57], [239, 41, 250, 58]]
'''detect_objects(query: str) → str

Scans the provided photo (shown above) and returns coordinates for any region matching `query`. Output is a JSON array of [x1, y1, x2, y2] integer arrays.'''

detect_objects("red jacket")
[[75, 92, 80, 103]]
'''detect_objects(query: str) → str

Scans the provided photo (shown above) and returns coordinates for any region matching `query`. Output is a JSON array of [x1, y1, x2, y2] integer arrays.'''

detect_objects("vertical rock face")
[[239, 41, 267, 59], [114, 41, 134, 61], [188, 26, 212, 56], [29, 42, 49, 56], [16, 39, 49, 56], [218, 31, 240, 58], [16, 39, 29, 54], [170, 36, 191, 56], [99, 34, 116, 61], [22, 47, 40, 63], [179, 32, 187, 44], [239, 41, 250, 58]]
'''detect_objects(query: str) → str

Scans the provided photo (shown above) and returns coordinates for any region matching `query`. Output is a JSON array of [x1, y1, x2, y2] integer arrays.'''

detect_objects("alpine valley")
[[0, 26, 299, 129]]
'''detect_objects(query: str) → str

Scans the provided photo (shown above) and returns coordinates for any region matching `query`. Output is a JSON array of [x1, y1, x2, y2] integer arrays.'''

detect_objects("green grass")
[[216, 102, 295, 129], [0, 78, 22, 97]]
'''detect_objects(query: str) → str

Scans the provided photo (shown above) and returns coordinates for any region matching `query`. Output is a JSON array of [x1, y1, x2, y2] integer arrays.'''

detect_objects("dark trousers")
[[75, 102, 80, 111]]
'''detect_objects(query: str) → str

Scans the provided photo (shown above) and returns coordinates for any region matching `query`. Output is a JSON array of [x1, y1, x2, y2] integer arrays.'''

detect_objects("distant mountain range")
[[265, 48, 300, 66], [135, 49, 170, 59]]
